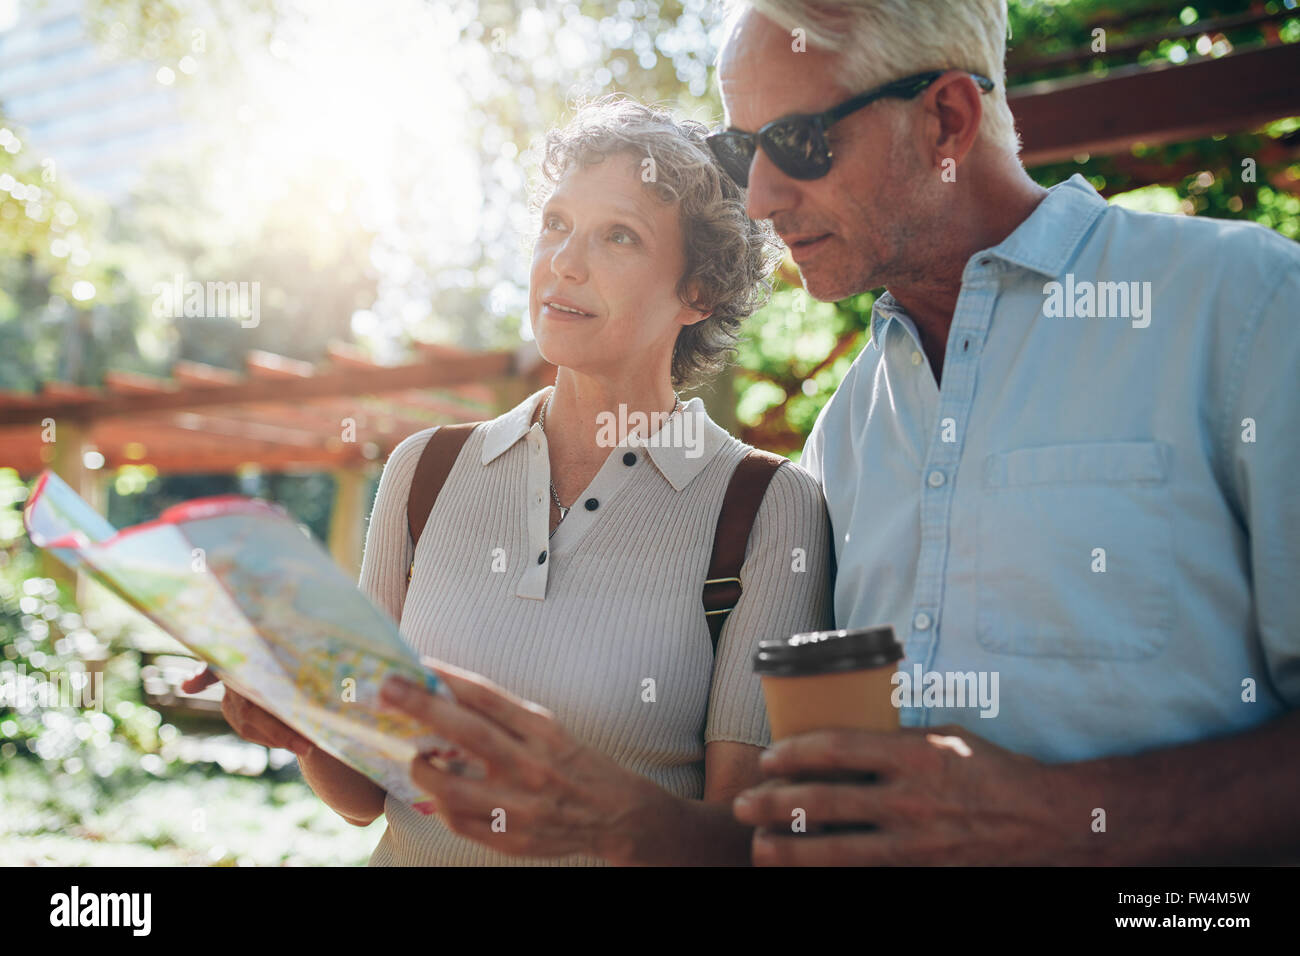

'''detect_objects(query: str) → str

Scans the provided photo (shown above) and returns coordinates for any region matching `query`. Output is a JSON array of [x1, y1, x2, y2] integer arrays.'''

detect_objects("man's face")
[[718, 10, 928, 300], [528, 152, 701, 382]]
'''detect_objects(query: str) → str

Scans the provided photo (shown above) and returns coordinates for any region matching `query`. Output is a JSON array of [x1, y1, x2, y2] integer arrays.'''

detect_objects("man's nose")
[[744, 147, 799, 223]]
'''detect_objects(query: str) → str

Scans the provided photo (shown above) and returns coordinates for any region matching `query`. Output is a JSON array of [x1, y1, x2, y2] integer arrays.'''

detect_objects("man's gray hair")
[[721, 0, 1021, 156], [529, 93, 782, 390]]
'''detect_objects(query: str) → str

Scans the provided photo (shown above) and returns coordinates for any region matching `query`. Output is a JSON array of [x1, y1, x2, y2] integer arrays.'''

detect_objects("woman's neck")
[[534, 369, 680, 462]]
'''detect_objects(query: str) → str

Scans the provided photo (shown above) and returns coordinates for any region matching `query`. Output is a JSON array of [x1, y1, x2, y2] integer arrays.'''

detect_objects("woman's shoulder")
[[388, 412, 497, 466], [718, 435, 824, 498], [710, 435, 828, 527], [385, 388, 545, 476], [385, 424, 443, 474]]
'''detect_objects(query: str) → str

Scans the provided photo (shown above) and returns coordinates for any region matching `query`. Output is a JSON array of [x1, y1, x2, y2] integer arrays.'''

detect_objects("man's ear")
[[922, 70, 984, 172]]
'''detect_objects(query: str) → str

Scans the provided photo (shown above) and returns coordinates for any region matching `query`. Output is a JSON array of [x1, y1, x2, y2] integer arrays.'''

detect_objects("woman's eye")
[[542, 215, 564, 232], [610, 229, 637, 245]]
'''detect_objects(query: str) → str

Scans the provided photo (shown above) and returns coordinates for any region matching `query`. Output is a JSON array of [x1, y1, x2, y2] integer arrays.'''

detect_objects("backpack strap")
[[406, 422, 482, 587], [703, 449, 788, 654]]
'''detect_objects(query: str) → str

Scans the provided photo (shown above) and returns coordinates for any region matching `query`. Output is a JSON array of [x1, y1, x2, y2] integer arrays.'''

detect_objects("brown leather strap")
[[703, 449, 788, 653], [406, 422, 481, 587]]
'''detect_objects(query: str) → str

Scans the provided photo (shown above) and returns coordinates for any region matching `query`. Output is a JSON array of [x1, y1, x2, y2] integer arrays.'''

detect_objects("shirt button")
[[537, 550, 547, 565], [911, 351, 923, 366], [914, 612, 932, 631], [623, 452, 637, 466], [584, 498, 598, 511], [927, 470, 946, 488]]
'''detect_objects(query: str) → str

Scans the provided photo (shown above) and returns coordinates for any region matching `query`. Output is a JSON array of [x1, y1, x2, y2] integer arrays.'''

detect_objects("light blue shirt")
[[801, 174, 1300, 763]]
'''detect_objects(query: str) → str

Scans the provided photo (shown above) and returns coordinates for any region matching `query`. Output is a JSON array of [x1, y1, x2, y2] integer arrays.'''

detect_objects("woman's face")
[[529, 152, 705, 385]]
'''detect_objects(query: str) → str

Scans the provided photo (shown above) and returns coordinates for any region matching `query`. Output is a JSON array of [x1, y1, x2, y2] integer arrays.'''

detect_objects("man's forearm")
[[298, 747, 388, 826], [1045, 710, 1300, 865]]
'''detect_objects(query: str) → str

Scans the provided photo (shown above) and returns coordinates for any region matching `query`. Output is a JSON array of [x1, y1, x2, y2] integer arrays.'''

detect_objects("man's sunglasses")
[[706, 70, 995, 188]]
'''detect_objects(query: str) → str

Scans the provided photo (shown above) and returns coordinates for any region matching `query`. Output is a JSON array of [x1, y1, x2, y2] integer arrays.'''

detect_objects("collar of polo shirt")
[[479, 388, 732, 491], [868, 173, 1107, 351]]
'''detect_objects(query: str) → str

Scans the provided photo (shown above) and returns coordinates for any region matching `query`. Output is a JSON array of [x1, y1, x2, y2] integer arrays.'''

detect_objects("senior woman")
[[191, 95, 834, 865]]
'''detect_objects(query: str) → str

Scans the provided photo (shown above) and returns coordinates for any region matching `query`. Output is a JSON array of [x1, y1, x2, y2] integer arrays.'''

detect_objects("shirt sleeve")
[[1224, 260, 1300, 708], [356, 426, 439, 630], [704, 459, 836, 747], [798, 403, 827, 485]]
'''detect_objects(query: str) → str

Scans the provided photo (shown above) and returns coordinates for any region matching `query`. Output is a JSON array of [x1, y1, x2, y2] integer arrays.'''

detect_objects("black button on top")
[[537, 550, 547, 564], [584, 498, 599, 511], [623, 452, 637, 466]]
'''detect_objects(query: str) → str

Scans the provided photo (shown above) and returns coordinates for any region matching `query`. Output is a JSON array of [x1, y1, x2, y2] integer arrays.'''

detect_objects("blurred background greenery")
[[2, 0, 1297, 864]]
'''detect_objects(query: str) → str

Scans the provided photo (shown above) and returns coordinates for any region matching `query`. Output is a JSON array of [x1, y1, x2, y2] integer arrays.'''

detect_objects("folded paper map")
[[23, 469, 450, 807]]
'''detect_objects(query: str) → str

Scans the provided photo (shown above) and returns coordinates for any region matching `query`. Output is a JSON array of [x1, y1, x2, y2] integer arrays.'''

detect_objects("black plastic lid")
[[753, 626, 902, 677]]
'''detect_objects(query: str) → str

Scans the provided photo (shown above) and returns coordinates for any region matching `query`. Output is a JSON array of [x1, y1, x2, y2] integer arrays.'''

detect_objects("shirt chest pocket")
[[976, 441, 1173, 660]]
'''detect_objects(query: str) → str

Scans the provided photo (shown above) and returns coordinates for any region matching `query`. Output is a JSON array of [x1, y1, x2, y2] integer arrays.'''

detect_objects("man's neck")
[[887, 170, 1050, 387]]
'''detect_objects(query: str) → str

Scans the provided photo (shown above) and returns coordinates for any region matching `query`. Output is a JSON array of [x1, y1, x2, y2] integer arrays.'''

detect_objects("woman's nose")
[[550, 235, 587, 282]]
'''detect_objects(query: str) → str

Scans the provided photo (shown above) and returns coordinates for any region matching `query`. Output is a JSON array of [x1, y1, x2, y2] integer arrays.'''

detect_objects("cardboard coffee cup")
[[753, 626, 903, 740]]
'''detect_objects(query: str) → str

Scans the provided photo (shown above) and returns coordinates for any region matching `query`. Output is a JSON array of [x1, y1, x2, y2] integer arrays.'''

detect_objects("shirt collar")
[[973, 173, 1108, 279], [480, 387, 730, 491], [868, 174, 1108, 349], [869, 292, 913, 349]]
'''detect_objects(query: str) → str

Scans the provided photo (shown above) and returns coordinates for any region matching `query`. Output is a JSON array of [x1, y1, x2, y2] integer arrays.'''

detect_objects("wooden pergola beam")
[[247, 350, 316, 379], [1011, 42, 1300, 167], [0, 353, 514, 427], [172, 360, 245, 388], [326, 341, 384, 370], [104, 371, 180, 395]]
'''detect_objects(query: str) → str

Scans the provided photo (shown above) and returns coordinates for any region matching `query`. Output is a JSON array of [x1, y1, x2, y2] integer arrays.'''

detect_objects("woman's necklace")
[[538, 387, 681, 531]]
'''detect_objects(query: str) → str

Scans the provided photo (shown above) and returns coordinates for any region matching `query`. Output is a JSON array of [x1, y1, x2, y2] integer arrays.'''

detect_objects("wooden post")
[[328, 466, 367, 581], [40, 418, 91, 591]]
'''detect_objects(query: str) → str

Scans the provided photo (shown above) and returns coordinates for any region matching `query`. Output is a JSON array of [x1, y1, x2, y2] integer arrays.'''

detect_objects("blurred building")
[[0, 0, 183, 200]]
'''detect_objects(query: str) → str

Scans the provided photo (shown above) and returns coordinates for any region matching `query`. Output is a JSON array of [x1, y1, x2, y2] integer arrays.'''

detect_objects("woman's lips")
[[541, 303, 595, 320]]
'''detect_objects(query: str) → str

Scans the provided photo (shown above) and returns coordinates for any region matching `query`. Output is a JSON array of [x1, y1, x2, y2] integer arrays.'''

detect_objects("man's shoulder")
[[1096, 203, 1300, 274]]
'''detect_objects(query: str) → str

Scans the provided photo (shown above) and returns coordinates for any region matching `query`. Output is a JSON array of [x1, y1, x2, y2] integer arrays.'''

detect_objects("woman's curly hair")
[[528, 93, 783, 391]]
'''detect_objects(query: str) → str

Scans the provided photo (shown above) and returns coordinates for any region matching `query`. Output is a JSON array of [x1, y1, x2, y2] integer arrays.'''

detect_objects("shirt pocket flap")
[[983, 441, 1171, 488]]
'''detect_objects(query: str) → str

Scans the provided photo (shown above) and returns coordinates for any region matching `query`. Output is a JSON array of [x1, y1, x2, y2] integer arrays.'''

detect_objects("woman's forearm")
[[298, 747, 387, 826], [608, 781, 754, 865]]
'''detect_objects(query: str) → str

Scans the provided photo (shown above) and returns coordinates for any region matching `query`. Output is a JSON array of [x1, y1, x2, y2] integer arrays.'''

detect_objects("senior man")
[[715, 0, 1300, 865]]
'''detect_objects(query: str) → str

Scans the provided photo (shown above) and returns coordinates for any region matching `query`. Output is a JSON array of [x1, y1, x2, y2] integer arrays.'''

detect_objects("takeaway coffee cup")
[[753, 626, 903, 740]]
